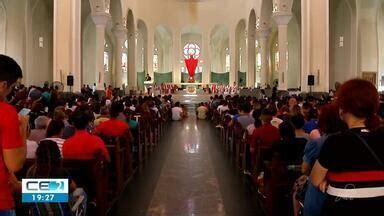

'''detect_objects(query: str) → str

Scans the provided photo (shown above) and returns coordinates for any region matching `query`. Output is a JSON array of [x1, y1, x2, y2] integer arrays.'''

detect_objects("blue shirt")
[[303, 135, 328, 216], [303, 119, 318, 134]]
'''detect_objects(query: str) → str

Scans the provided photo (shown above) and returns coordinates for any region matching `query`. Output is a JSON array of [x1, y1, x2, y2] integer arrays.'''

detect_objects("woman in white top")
[[171, 102, 184, 121], [42, 120, 66, 155]]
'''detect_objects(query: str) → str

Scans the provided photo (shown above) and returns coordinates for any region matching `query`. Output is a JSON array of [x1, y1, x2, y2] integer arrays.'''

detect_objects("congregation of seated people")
[[207, 79, 384, 216], [2, 52, 384, 216], [0, 54, 173, 216]]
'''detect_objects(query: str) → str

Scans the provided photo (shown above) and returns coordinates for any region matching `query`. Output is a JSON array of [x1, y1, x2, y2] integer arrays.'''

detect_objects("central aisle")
[[147, 116, 225, 215], [112, 105, 262, 215]]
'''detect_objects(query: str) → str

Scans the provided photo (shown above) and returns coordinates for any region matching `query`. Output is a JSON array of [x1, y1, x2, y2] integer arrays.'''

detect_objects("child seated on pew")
[[26, 140, 87, 216]]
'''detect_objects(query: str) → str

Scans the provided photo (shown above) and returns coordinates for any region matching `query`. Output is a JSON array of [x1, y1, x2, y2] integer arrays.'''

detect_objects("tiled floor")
[[112, 104, 262, 216]]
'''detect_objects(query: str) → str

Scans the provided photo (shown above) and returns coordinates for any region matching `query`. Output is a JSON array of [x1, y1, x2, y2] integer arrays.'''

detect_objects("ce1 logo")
[[26, 181, 64, 191], [23, 179, 67, 192]]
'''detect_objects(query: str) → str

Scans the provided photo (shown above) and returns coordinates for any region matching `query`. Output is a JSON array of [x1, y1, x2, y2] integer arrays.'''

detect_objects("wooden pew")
[[63, 156, 109, 216], [100, 135, 127, 195], [232, 121, 246, 169], [255, 148, 302, 216], [16, 154, 109, 216]]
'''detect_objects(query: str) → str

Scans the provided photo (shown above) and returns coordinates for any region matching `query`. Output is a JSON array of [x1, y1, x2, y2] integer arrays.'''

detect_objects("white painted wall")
[[0, 0, 5, 54], [378, 3, 384, 90], [28, 0, 53, 86], [330, 0, 353, 86], [3, 0, 26, 75], [287, 17, 300, 88], [82, 16, 97, 85]]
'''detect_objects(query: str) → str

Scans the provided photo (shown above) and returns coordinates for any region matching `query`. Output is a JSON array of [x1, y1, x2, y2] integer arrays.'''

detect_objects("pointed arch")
[[154, 25, 173, 83], [210, 24, 229, 84]]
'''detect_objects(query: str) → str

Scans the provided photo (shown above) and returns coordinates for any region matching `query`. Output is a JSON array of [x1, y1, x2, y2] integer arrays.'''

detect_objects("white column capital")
[[112, 25, 127, 41], [256, 28, 271, 40], [91, 12, 110, 26], [272, 13, 293, 26], [272, 0, 294, 13]]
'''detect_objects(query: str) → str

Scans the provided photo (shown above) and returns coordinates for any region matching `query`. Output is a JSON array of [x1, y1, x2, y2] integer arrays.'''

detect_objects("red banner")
[[184, 55, 198, 82]]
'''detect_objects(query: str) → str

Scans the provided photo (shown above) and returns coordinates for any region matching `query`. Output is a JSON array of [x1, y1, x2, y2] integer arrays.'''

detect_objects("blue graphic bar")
[[22, 193, 68, 203]]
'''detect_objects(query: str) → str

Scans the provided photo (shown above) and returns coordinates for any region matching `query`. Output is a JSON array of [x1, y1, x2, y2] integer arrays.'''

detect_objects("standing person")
[[311, 79, 384, 216], [105, 85, 112, 99], [92, 83, 96, 95], [0, 54, 28, 215]]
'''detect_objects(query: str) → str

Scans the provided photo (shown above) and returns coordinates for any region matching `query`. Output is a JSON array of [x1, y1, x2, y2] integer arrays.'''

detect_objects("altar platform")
[[172, 89, 212, 104]]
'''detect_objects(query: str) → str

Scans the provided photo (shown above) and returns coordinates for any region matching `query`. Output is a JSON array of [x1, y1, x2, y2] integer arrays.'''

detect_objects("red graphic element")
[[185, 55, 198, 83]]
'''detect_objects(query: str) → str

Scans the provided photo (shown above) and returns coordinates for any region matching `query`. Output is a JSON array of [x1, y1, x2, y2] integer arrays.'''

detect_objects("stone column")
[[257, 28, 271, 88], [273, 13, 292, 90], [229, 27, 237, 85], [53, 0, 81, 91], [112, 25, 126, 89], [173, 29, 181, 83], [127, 30, 137, 90], [301, 0, 330, 92], [147, 27, 154, 81], [91, 12, 110, 90], [247, 27, 256, 87], [202, 31, 211, 84]]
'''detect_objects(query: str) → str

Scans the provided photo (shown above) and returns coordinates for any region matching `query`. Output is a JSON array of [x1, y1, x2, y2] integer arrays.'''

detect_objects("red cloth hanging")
[[185, 55, 198, 80]]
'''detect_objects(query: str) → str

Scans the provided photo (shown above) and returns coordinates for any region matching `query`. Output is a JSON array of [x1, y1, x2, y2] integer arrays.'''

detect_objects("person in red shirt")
[[0, 55, 28, 214], [95, 102, 130, 138], [105, 85, 113, 99], [62, 107, 110, 162], [250, 109, 280, 165]]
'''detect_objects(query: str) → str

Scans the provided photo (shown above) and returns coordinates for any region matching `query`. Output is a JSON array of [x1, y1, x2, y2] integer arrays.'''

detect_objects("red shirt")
[[0, 102, 23, 210], [250, 123, 280, 152], [62, 130, 110, 161], [95, 119, 129, 137], [106, 88, 112, 99]]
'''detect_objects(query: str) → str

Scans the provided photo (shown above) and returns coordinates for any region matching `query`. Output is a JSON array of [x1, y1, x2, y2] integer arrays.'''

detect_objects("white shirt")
[[26, 140, 39, 159], [271, 117, 283, 128], [42, 137, 65, 156], [171, 107, 183, 121], [217, 105, 229, 114]]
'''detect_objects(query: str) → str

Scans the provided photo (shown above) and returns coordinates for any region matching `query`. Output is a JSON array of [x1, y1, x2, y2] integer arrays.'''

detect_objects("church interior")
[[1, 0, 384, 216]]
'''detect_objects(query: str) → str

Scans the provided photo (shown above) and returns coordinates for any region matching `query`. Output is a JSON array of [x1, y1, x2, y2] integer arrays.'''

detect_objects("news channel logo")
[[22, 179, 69, 203]]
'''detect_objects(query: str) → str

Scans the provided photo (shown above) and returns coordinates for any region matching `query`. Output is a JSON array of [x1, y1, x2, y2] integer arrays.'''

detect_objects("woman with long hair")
[[27, 140, 79, 216]]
